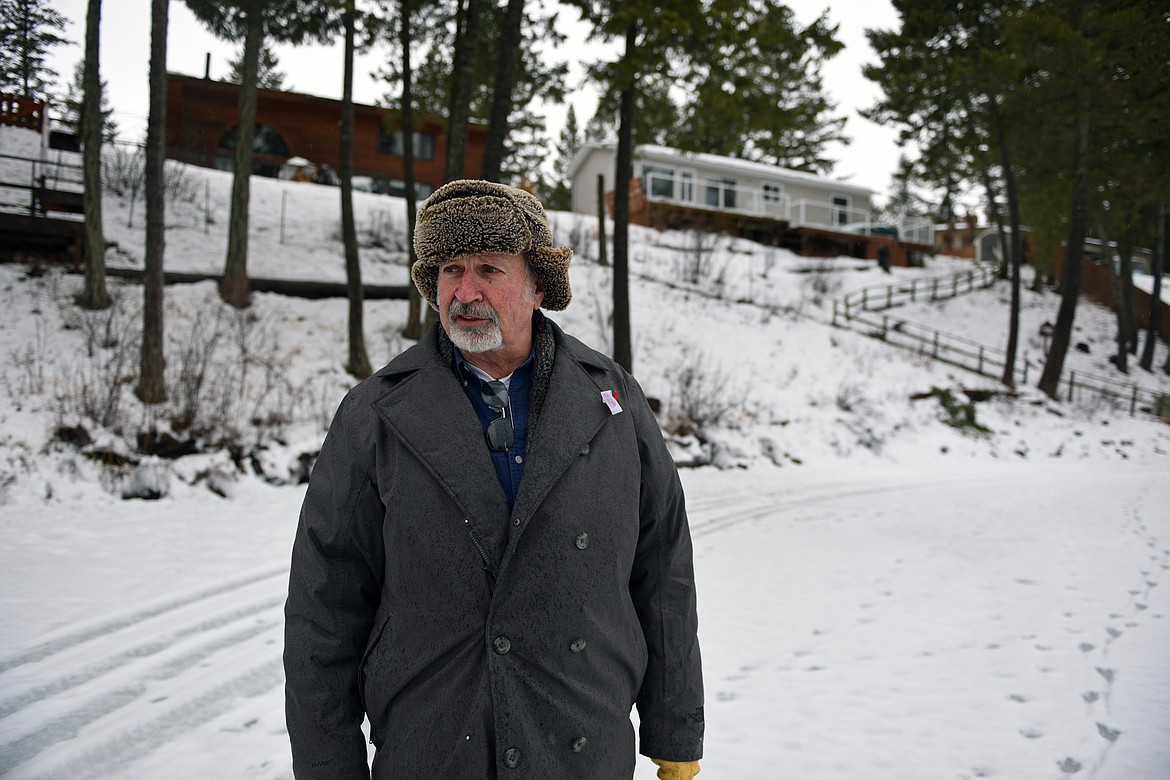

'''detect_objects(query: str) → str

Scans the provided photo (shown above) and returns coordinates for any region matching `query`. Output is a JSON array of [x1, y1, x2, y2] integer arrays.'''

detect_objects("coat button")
[[574, 532, 589, 550], [504, 747, 521, 767], [570, 638, 586, 653], [493, 636, 511, 655], [572, 736, 587, 752]]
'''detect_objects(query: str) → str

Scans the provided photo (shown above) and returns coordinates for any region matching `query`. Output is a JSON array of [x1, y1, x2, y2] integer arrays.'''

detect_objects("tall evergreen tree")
[[226, 40, 287, 90], [569, 0, 702, 373], [61, 60, 117, 141], [479, 0, 524, 182], [339, 0, 372, 379], [79, 0, 110, 310], [671, 0, 846, 172], [0, 0, 67, 102], [544, 104, 580, 211], [137, 0, 168, 403], [185, 0, 334, 308]]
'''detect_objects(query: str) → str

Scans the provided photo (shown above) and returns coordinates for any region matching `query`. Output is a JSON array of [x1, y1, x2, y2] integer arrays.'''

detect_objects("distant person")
[[284, 180, 704, 779], [878, 243, 892, 274]]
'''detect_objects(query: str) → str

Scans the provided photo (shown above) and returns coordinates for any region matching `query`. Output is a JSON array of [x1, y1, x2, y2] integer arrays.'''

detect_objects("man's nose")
[[454, 274, 483, 302]]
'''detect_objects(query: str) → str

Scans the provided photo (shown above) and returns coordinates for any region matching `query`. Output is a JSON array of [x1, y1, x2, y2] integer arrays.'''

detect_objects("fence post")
[[887, 284, 893, 308], [911, 280, 917, 302], [978, 346, 984, 375], [933, 331, 940, 358], [1130, 384, 1138, 416], [862, 288, 869, 310], [832, 300, 837, 327], [1068, 371, 1076, 403], [882, 315, 889, 340], [932, 278, 939, 300]]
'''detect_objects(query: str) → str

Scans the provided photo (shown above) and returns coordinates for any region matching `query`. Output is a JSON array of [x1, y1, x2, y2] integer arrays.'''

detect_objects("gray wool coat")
[[284, 318, 704, 779]]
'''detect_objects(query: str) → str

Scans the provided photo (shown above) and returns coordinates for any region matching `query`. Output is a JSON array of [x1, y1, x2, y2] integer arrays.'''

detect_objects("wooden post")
[[596, 173, 608, 267], [1067, 371, 1076, 403], [1130, 384, 1138, 416]]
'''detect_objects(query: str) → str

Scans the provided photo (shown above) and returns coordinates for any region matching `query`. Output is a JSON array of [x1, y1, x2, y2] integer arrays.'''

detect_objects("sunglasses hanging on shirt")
[[480, 379, 515, 452]]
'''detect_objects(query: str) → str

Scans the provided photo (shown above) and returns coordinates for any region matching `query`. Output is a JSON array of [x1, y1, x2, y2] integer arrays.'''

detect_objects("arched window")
[[217, 124, 291, 158]]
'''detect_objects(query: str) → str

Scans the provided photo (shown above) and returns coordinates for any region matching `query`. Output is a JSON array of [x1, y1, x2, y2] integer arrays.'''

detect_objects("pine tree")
[[226, 40, 287, 90], [544, 104, 580, 211], [185, 0, 335, 308], [0, 0, 67, 102], [79, 0, 110, 310], [61, 60, 117, 142]]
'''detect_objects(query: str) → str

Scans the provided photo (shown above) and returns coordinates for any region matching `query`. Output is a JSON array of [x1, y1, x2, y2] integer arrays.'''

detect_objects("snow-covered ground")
[[2, 125, 1169, 778]]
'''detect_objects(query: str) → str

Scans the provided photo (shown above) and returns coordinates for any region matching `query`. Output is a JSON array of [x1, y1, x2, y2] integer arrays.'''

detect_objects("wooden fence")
[[831, 265, 1169, 420]]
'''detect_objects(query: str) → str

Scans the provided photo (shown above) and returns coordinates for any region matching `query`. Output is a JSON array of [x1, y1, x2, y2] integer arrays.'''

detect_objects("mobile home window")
[[832, 195, 851, 225], [762, 182, 782, 203], [642, 164, 677, 199], [705, 176, 737, 209]]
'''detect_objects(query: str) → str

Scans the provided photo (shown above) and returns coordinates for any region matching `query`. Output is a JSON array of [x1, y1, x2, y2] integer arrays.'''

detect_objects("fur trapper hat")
[[411, 179, 573, 311]]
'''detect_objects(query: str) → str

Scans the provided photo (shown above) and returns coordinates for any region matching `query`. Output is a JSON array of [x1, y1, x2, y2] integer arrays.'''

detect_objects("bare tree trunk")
[[137, 0, 168, 403], [480, 0, 524, 182], [1038, 79, 1091, 400], [340, 1, 371, 379], [596, 173, 608, 267], [80, 0, 110, 310], [444, 0, 482, 183], [221, 7, 263, 308], [1115, 231, 1137, 371], [401, 0, 425, 339], [612, 23, 636, 374], [1139, 205, 1165, 372], [996, 117, 1023, 388]]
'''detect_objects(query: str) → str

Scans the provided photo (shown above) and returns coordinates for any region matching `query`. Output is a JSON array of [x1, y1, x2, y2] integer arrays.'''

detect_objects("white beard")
[[447, 301, 503, 353]]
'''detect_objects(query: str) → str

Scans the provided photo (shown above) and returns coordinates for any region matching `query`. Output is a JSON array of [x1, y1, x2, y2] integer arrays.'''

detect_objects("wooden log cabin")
[[165, 73, 486, 199]]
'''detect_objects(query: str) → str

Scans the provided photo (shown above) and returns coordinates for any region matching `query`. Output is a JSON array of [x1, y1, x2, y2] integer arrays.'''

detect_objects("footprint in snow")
[[1057, 757, 1083, 774], [1096, 722, 1121, 742], [1078, 643, 1094, 653], [1096, 667, 1115, 683], [1018, 728, 1044, 740], [1082, 691, 1100, 703], [1105, 627, 1122, 639]]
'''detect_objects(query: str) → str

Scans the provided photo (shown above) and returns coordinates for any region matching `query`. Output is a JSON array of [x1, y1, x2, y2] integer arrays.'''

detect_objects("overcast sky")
[[45, 0, 904, 199]]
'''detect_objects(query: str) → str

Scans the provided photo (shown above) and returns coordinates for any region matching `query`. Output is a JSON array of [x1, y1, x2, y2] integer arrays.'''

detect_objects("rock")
[[122, 459, 170, 500]]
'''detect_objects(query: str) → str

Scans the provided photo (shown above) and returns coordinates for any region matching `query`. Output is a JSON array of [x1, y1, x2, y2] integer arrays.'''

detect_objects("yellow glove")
[[652, 758, 700, 780]]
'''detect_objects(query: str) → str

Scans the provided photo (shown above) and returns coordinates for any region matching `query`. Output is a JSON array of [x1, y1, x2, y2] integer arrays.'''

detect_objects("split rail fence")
[[831, 264, 1169, 420]]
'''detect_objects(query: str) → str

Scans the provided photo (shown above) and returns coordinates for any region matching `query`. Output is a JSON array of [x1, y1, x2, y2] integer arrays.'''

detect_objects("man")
[[285, 180, 703, 779]]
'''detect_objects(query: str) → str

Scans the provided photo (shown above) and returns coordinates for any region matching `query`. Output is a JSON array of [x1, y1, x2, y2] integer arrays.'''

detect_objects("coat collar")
[[370, 317, 617, 575]]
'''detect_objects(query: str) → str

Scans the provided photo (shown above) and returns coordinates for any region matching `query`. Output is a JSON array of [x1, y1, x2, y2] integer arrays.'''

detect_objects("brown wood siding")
[[164, 73, 487, 188]]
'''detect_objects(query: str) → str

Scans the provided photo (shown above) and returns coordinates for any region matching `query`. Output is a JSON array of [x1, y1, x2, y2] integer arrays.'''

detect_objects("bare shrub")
[[665, 354, 749, 438], [6, 319, 51, 398], [164, 160, 201, 205], [102, 144, 144, 197], [797, 259, 844, 305], [55, 302, 139, 431], [165, 300, 299, 447], [678, 228, 721, 285]]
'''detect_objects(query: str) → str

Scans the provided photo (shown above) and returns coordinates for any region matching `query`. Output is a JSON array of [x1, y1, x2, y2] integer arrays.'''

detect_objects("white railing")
[[899, 219, 934, 245], [643, 171, 787, 220], [641, 172, 937, 244]]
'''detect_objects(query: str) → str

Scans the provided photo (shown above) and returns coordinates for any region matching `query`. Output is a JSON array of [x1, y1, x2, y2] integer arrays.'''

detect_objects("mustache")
[[448, 300, 499, 325]]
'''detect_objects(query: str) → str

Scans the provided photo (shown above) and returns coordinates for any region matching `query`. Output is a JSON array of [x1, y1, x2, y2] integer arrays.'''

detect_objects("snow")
[[2, 125, 1169, 778]]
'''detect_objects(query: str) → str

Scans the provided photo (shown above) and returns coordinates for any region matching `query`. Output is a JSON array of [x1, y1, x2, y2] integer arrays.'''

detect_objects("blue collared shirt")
[[454, 349, 532, 509]]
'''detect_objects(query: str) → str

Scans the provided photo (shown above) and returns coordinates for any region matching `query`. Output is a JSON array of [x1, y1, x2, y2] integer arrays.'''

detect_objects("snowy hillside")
[[1, 125, 1168, 779]]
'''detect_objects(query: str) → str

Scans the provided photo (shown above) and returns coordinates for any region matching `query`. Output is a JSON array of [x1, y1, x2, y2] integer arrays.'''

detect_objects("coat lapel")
[[372, 340, 510, 534], [507, 345, 613, 547]]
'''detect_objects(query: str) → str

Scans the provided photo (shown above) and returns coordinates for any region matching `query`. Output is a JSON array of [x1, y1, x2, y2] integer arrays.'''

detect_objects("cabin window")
[[377, 128, 436, 161], [217, 124, 291, 158], [375, 178, 434, 199], [762, 182, 783, 203]]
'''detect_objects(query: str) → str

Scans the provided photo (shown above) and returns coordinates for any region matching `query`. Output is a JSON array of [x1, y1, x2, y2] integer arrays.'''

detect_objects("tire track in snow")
[[0, 564, 287, 673], [0, 593, 284, 720], [3, 656, 285, 780]]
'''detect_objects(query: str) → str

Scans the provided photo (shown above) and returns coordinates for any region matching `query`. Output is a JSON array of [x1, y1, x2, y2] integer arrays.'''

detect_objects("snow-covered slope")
[[1, 125, 1168, 779]]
